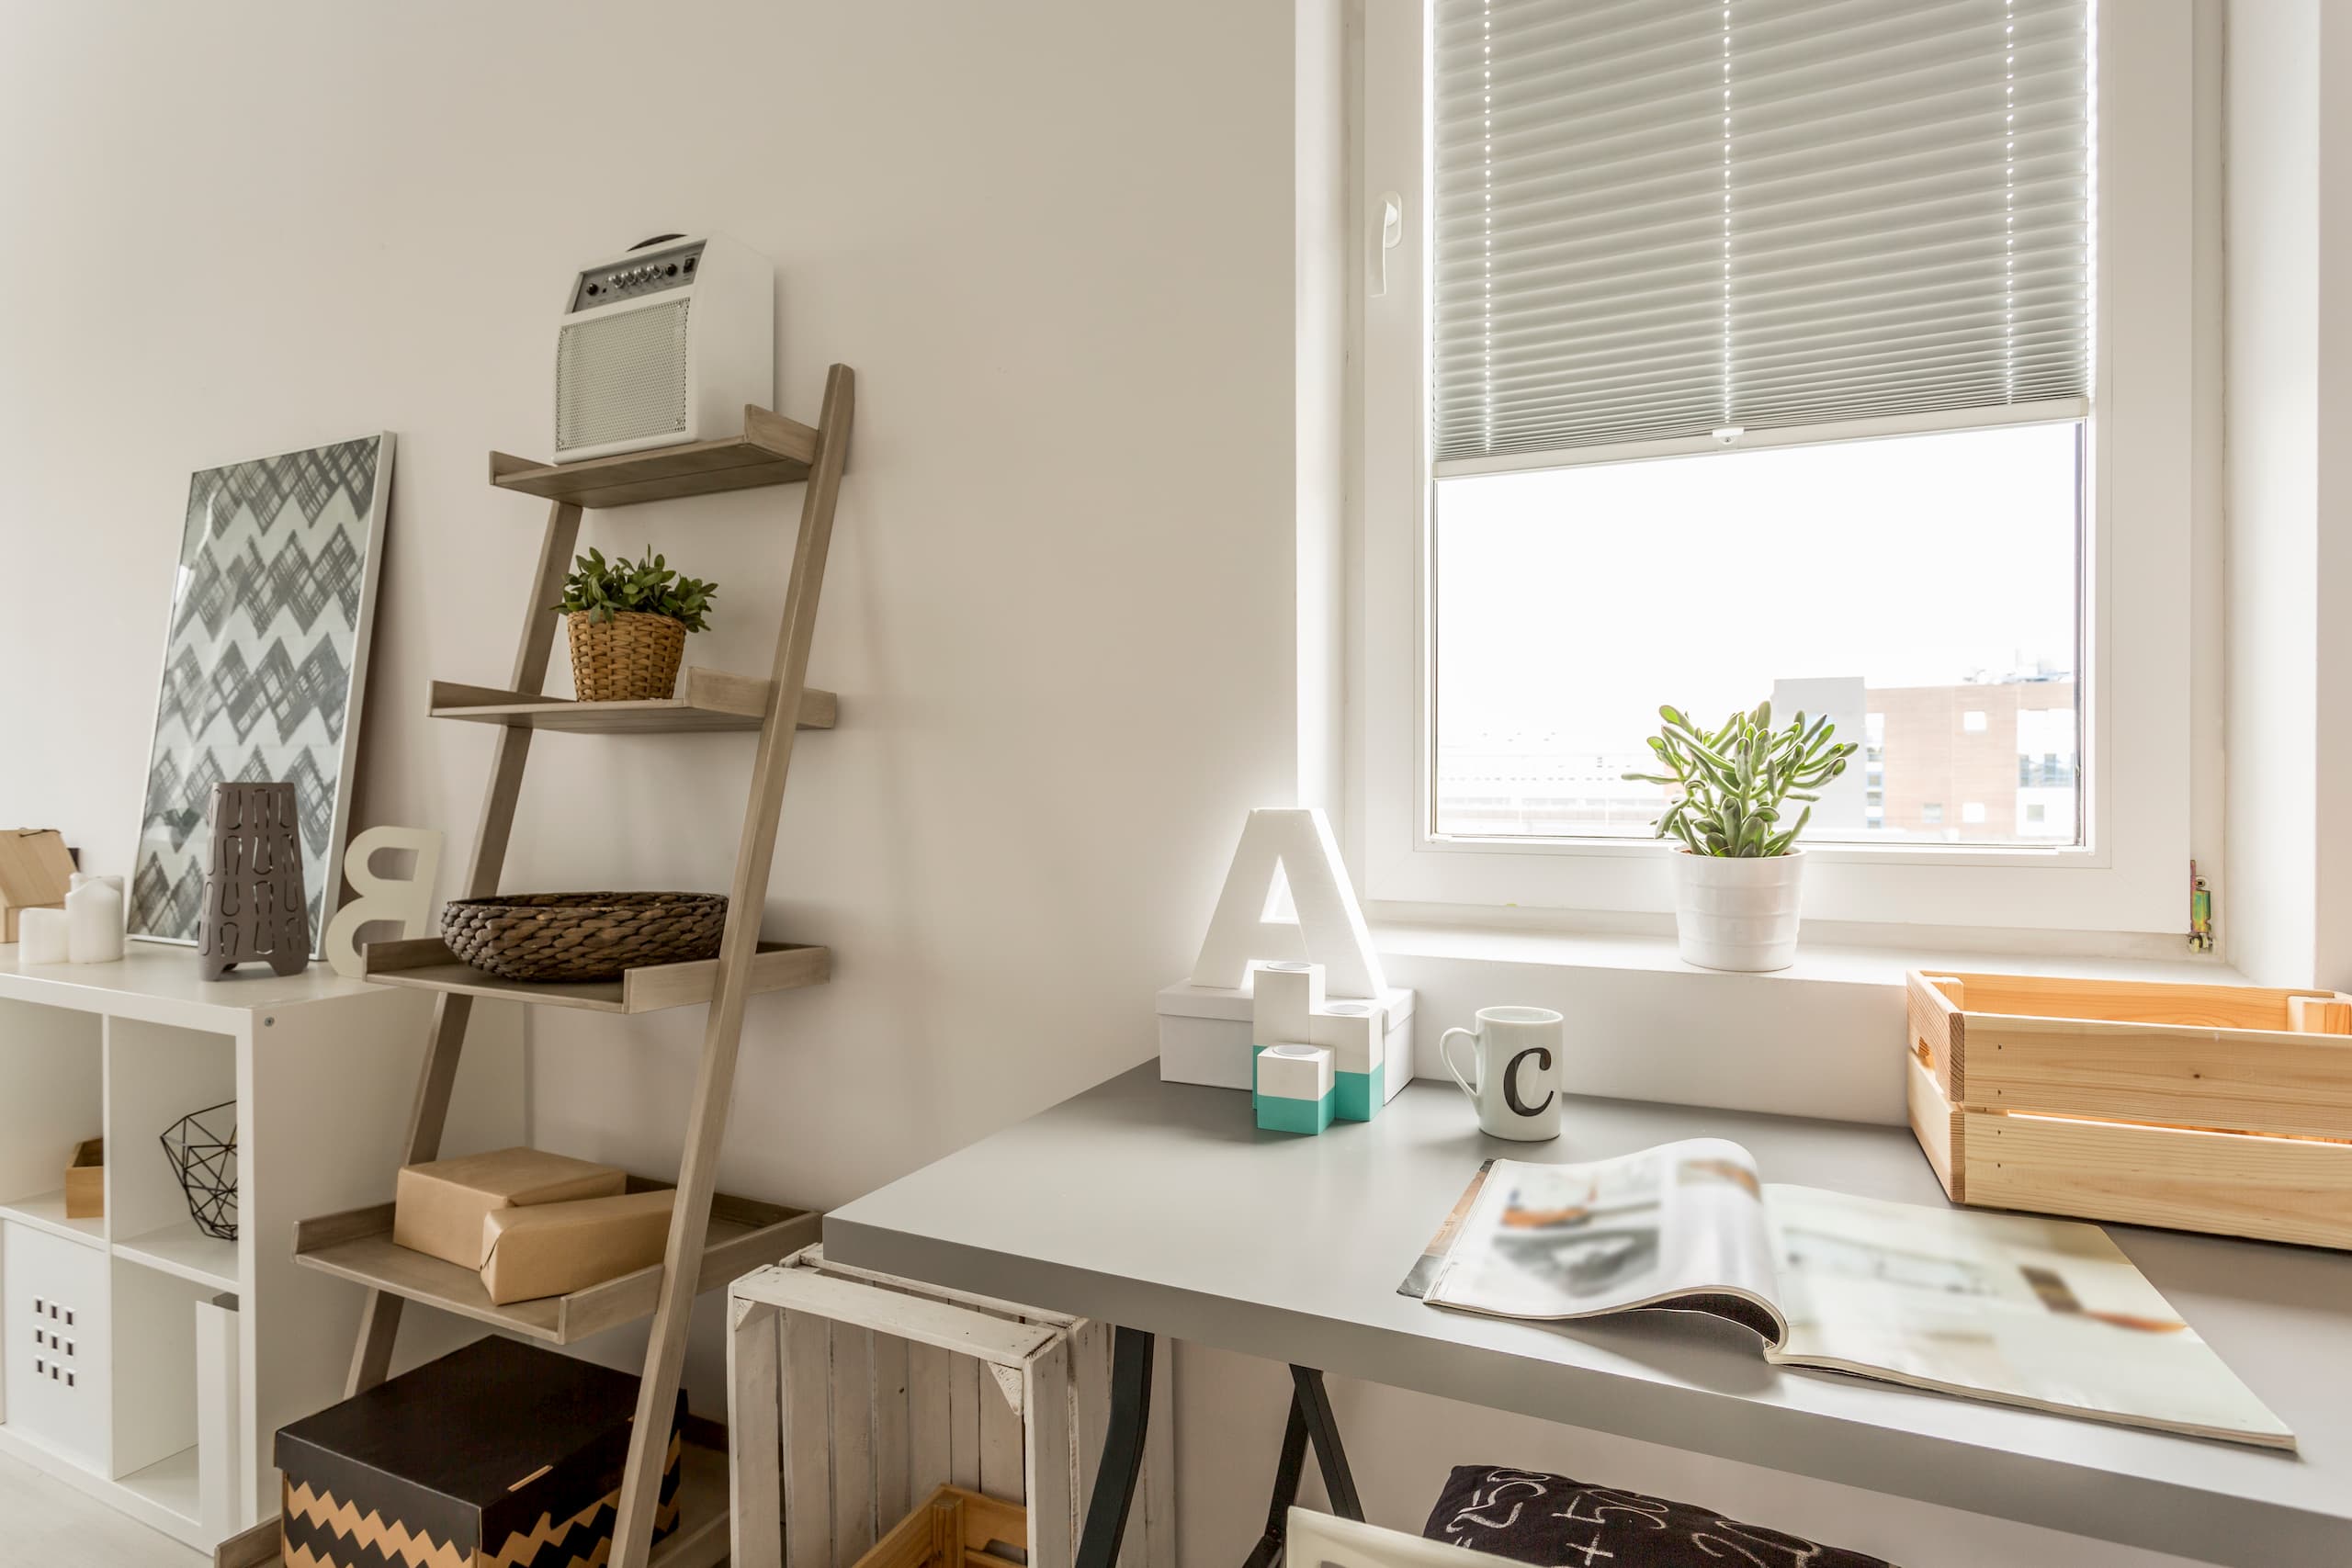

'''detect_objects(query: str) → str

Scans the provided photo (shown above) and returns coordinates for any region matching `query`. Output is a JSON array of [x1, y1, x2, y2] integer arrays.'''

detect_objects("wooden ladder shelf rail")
[[336, 368, 854, 1568]]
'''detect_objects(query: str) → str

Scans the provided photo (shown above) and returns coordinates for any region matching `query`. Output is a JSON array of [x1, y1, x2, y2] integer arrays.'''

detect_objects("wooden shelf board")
[[114, 1220, 239, 1293], [490, 406, 817, 508], [429, 668, 836, 733], [292, 1189, 819, 1348], [0, 1189, 106, 1250], [360, 937, 829, 1013]]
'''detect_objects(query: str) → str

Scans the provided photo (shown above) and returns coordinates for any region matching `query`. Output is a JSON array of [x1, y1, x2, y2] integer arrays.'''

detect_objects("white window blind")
[[1433, 0, 2093, 466]]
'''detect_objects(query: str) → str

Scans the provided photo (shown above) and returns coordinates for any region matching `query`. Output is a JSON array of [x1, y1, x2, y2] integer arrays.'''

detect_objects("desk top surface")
[[827, 1064, 2352, 1566]]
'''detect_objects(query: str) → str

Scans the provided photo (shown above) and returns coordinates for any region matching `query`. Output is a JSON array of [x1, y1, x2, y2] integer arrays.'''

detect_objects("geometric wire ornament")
[[159, 1100, 238, 1241]]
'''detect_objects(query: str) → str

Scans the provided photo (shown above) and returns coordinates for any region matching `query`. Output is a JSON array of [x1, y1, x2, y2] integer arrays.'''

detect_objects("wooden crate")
[[729, 1246, 1174, 1568], [851, 1484, 1024, 1568], [1906, 970, 2352, 1248]]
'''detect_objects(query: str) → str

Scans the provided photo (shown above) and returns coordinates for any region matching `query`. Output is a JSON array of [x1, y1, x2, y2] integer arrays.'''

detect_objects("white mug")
[[1439, 1006, 1566, 1141]]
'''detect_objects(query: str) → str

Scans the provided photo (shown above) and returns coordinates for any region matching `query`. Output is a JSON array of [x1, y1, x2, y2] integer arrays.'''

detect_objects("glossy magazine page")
[[1418, 1140, 1786, 1343], [1763, 1185, 2295, 1449]]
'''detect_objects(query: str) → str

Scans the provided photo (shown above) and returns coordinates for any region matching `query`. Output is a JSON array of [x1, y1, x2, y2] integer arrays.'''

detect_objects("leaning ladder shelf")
[[266, 378, 855, 1568]]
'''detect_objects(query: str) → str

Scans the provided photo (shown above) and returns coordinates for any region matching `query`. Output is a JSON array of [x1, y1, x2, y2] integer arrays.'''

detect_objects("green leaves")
[[550, 544, 719, 633], [1618, 700, 1858, 858]]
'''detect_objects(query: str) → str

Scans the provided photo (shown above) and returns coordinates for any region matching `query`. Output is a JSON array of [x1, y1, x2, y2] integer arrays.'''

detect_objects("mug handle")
[[1439, 1027, 1482, 1102]]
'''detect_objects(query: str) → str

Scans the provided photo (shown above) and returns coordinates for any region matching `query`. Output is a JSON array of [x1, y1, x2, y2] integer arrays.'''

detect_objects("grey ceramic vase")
[[197, 782, 310, 977]]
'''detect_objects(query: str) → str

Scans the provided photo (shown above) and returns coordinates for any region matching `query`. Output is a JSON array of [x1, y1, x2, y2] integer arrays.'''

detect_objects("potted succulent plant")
[[550, 546, 718, 703], [1623, 701, 1857, 971]]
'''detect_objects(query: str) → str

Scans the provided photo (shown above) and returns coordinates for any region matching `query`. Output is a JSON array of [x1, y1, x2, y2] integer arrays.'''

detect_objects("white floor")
[[0, 1449, 204, 1568]]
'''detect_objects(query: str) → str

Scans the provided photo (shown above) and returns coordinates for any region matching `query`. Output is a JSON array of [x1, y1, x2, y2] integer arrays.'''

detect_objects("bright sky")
[[1434, 422, 2082, 752]]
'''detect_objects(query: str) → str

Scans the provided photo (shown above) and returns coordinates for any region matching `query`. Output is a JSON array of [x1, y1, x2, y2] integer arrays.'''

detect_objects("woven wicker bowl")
[[567, 611, 686, 703], [442, 892, 727, 983]]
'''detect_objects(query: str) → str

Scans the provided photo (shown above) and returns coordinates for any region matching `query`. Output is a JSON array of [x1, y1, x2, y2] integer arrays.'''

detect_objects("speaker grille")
[[556, 299, 691, 455]]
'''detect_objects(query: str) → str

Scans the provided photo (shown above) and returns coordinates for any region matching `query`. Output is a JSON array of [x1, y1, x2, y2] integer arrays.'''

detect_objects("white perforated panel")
[[556, 299, 691, 455]]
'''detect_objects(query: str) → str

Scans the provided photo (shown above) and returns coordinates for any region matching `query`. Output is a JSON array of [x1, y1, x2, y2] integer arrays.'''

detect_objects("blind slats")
[[1432, 0, 2093, 464]]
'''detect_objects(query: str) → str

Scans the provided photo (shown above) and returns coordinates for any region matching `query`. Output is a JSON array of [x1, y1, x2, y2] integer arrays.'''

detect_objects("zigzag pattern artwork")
[[280, 1436, 681, 1568], [130, 436, 386, 949]]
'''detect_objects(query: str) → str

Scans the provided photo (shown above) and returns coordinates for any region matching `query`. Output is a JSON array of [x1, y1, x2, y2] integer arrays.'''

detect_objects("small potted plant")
[[551, 546, 718, 702], [1623, 701, 1856, 972]]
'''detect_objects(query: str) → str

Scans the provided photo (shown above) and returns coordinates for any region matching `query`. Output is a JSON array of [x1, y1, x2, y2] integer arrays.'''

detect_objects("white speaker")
[[551, 232, 775, 464]]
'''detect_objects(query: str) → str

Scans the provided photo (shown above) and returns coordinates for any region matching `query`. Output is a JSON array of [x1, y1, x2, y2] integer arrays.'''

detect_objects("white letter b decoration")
[[323, 825, 445, 979]]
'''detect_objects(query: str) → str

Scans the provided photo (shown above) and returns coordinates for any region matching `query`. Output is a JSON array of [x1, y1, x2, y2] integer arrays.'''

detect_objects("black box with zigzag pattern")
[[274, 1335, 683, 1568]]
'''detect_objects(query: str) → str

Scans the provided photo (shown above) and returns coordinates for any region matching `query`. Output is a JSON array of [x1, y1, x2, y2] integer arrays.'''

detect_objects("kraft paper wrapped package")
[[480, 1189, 677, 1305], [391, 1147, 625, 1269]]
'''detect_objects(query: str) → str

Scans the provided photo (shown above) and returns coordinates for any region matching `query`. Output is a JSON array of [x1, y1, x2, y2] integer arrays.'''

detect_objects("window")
[[1360, 3, 2199, 933]]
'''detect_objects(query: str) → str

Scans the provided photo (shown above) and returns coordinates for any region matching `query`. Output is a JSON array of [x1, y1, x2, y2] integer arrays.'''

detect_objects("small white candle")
[[17, 907, 69, 965], [66, 874, 125, 964]]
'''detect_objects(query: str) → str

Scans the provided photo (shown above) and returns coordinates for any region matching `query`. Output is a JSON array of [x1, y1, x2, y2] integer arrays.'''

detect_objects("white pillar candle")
[[65, 874, 126, 964], [17, 907, 70, 965]]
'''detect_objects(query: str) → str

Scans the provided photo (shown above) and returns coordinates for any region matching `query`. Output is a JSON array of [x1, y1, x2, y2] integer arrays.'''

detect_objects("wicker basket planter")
[[442, 892, 728, 982], [566, 611, 687, 703]]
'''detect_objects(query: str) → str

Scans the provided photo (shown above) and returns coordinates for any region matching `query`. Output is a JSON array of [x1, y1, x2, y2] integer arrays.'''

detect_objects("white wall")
[[0, 6, 2234, 1565], [2224, 0, 2323, 986], [0, 0, 1301, 1450], [2222, 0, 2352, 991]]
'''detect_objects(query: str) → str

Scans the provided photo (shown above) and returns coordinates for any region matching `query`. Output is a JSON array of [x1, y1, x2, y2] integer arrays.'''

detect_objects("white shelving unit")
[[0, 942, 522, 1554]]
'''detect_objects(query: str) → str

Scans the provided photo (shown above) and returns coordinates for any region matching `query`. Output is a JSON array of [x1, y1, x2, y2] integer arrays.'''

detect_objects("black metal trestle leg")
[[1242, 1366, 1363, 1568], [1076, 1325, 1158, 1568]]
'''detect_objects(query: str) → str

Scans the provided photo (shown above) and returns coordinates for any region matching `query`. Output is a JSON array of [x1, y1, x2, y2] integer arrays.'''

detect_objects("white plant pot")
[[1670, 849, 1805, 972]]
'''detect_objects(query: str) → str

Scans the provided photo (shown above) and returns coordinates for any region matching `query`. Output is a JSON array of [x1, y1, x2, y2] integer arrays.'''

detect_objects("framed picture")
[[129, 434, 394, 954]]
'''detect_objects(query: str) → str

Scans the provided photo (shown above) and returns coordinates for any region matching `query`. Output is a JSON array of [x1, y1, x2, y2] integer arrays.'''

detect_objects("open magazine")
[[1402, 1140, 2293, 1450]]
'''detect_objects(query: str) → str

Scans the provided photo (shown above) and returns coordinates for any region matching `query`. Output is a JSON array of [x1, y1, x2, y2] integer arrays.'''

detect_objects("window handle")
[[1372, 192, 1404, 299]]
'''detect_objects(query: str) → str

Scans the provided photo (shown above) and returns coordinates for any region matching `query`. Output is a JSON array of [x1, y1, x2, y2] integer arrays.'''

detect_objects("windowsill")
[[1376, 919, 2235, 988], [1371, 919, 2245, 1128]]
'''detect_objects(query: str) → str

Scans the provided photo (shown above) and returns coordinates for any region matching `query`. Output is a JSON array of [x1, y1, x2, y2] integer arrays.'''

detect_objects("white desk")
[[826, 1064, 2352, 1567]]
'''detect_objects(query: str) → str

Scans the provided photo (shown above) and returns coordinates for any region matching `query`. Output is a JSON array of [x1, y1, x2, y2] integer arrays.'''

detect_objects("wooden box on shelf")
[[1905, 970, 2352, 1249], [62, 1138, 102, 1221]]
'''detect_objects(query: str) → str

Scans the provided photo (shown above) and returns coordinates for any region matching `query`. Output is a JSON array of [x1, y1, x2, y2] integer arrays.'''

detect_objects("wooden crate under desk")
[[1905, 969, 2352, 1249]]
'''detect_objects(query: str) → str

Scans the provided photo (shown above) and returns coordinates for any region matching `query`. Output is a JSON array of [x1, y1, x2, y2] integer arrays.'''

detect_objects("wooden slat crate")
[[1906, 970, 2352, 1249], [846, 1484, 1025, 1568], [729, 1246, 1175, 1568]]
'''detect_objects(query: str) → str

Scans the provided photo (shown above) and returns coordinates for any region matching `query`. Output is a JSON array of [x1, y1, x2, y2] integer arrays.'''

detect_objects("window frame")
[[1354, 1, 2201, 934]]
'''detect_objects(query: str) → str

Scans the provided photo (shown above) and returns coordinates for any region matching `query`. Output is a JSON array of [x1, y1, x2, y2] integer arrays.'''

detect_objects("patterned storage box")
[[275, 1335, 683, 1567]]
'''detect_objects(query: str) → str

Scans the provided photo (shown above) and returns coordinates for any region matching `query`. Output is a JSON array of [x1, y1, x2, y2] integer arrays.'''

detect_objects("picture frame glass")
[[128, 435, 391, 954]]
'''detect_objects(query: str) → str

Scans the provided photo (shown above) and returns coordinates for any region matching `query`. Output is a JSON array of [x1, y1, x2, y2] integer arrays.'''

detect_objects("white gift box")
[[1159, 976, 1415, 1097], [1250, 960, 1325, 1045]]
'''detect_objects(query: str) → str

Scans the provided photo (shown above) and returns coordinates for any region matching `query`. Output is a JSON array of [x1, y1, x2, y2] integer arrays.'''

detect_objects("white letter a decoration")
[[1188, 807, 1386, 998]]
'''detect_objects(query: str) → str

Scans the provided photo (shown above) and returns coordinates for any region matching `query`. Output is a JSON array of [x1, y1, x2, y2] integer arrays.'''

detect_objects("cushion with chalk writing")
[[1423, 1464, 1896, 1567]]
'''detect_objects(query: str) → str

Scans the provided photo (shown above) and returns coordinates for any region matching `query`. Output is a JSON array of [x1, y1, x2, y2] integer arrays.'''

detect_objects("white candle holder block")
[[1250, 960, 1326, 1046], [1311, 1000, 1386, 1121], [1254, 1043, 1334, 1135]]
